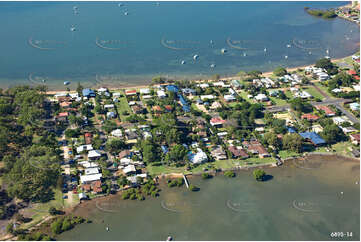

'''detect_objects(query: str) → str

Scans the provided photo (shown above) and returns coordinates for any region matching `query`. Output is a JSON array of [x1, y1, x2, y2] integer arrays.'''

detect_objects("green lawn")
[[20, 189, 64, 229], [314, 82, 333, 97], [238, 90, 255, 103], [278, 150, 300, 159], [284, 90, 293, 99], [147, 157, 276, 176], [303, 86, 325, 100], [269, 96, 288, 105], [115, 92, 132, 120]]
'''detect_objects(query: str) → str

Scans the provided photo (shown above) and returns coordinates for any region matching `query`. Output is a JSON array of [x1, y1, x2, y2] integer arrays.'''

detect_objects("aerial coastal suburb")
[[0, 1, 359, 241]]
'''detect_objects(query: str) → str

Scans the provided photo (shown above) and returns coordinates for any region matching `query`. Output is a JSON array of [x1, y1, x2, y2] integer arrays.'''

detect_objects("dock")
[[182, 173, 189, 188]]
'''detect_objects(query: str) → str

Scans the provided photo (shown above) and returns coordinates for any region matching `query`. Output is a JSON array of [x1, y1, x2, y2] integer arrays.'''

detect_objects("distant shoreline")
[[43, 53, 356, 95]]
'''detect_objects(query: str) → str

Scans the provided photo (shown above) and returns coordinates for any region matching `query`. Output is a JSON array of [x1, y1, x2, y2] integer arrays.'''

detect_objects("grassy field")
[[237, 90, 255, 103], [303, 86, 325, 100], [147, 157, 276, 176], [20, 189, 64, 229], [278, 150, 300, 159], [269, 96, 288, 105], [114, 91, 132, 121], [314, 82, 333, 97]]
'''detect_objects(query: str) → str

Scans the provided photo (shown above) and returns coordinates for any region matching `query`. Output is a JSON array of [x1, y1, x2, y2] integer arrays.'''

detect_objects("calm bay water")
[[0, 1, 359, 89], [58, 156, 360, 241]]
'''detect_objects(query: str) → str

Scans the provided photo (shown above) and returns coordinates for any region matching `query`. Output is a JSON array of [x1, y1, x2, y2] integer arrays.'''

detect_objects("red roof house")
[[301, 113, 319, 121]]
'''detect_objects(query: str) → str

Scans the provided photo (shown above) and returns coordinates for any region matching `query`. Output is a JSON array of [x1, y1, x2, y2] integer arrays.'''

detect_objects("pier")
[[182, 174, 189, 189]]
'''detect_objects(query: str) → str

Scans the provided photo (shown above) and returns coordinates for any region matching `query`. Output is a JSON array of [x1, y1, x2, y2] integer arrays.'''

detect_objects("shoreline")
[[66, 153, 359, 216], [42, 53, 357, 95]]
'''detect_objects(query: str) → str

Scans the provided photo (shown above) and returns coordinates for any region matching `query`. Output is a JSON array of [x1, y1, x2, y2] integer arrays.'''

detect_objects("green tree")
[[315, 58, 338, 75], [320, 124, 346, 144], [105, 139, 125, 154], [283, 133, 303, 153], [253, 169, 266, 181], [273, 67, 287, 76]]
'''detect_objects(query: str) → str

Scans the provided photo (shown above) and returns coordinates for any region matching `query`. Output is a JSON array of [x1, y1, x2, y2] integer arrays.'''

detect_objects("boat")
[[167, 236, 173, 241], [243, 52, 247, 57], [42, 79, 46, 83], [73, 6, 78, 10], [286, 44, 291, 48], [210, 64, 216, 68], [325, 55, 331, 59], [124, 11, 128, 15], [284, 55, 288, 59], [64, 81, 70, 86], [106, 227, 109, 231], [221, 48, 227, 54], [70, 25, 76, 32], [210, 40, 214, 44], [264, 48, 267, 52], [193, 54, 199, 60], [181, 60, 185, 65], [308, 51, 312, 55], [326, 49, 329, 54], [118, 3, 123, 7]]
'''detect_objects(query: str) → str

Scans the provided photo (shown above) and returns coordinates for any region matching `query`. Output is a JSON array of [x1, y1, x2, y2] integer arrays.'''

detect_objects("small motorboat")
[[193, 54, 199, 60], [64, 81, 70, 86], [118, 3, 124, 7], [221, 48, 227, 54], [286, 44, 291, 48], [42, 79, 46, 83], [243, 52, 247, 57], [284, 55, 288, 59], [264, 48, 267, 52], [106, 227, 109, 231], [308, 51, 312, 55], [167, 236, 173, 241], [210, 64, 216, 68], [181, 60, 185, 65], [70, 25, 76, 32], [124, 11, 129, 15], [73, 6, 78, 10], [210, 40, 214, 44]]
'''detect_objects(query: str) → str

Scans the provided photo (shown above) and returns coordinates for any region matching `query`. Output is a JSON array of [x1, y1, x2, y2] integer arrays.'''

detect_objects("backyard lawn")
[[114, 91, 132, 121], [302, 86, 325, 100]]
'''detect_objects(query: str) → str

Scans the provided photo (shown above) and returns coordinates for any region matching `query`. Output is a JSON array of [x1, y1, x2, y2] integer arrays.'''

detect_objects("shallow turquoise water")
[[58, 156, 359, 241], [0, 1, 359, 89]]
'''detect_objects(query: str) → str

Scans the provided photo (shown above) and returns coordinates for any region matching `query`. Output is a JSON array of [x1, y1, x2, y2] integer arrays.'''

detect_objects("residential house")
[[254, 93, 269, 102], [76, 144, 93, 153], [157, 90, 167, 98], [111, 129, 123, 137], [140, 88, 150, 95], [132, 104, 145, 114], [224, 94, 236, 102], [210, 117, 226, 127], [84, 133, 93, 144], [210, 101, 222, 110], [315, 105, 336, 116], [228, 146, 249, 159], [350, 133, 360, 145], [299, 132, 326, 146], [125, 90, 137, 96], [301, 113, 319, 122], [88, 150, 102, 160], [188, 148, 208, 164], [210, 145, 227, 160], [82, 88, 96, 98]]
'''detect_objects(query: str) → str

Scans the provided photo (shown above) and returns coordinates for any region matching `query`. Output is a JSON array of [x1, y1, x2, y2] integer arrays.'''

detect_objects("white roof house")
[[213, 81, 225, 87], [197, 83, 209, 89], [69, 93, 79, 99], [254, 93, 269, 102], [78, 161, 99, 168], [332, 116, 347, 125], [157, 90, 166, 98], [104, 104, 114, 109], [123, 164, 136, 174], [111, 129, 123, 137], [113, 92, 121, 97], [98, 87, 108, 93], [189, 148, 208, 164], [76, 144, 93, 153], [353, 84, 360, 91], [88, 150, 102, 159], [140, 88, 150, 94], [85, 167, 99, 175], [295, 91, 312, 99], [224, 94, 236, 102], [332, 88, 342, 93], [200, 95, 215, 100], [107, 111, 116, 119], [142, 95, 152, 99], [80, 173, 102, 184]]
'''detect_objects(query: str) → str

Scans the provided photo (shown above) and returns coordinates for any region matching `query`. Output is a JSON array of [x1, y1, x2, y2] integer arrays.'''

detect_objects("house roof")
[[210, 117, 226, 125], [348, 70, 357, 75], [315, 105, 335, 116], [350, 133, 360, 142], [82, 88, 95, 96], [299, 132, 326, 145], [301, 113, 319, 121], [125, 90, 137, 95], [166, 85, 179, 93], [58, 112, 69, 117], [153, 105, 162, 111]]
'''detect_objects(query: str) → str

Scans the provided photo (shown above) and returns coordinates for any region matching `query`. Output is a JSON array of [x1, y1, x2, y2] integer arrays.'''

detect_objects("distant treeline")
[[304, 7, 337, 19]]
